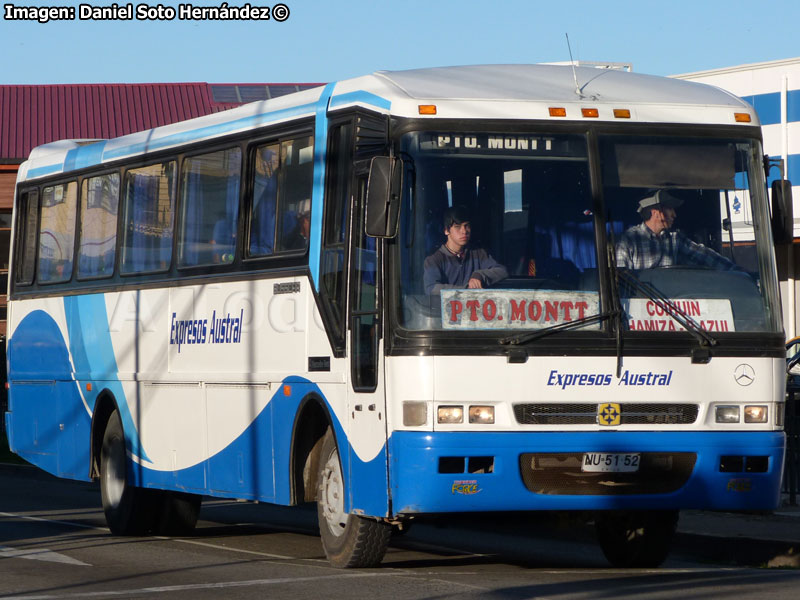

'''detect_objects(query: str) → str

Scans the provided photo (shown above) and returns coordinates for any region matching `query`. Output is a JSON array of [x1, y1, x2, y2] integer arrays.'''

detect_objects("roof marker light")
[[734, 112, 752, 123], [581, 108, 599, 118], [549, 107, 567, 117], [613, 109, 631, 119], [418, 105, 437, 115]]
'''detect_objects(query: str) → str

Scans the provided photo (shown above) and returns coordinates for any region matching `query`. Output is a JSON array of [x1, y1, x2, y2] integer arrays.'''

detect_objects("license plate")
[[581, 452, 640, 473]]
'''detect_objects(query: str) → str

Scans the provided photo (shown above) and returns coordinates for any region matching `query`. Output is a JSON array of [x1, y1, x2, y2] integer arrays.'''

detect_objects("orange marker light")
[[86, 383, 93, 392], [418, 105, 437, 115], [283, 385, 292, 396], [581, 108, 599, 118], [549, 107, 567, 117], [613, 108, 631, 119], [734, 112, 752, 123]]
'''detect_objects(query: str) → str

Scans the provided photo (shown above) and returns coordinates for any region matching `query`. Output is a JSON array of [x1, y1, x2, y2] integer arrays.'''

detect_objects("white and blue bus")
[[5, 65, 792, 568]]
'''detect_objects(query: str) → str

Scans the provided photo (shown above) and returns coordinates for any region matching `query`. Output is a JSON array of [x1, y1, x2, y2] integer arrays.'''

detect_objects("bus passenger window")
[[78, 173, 119, 279], [179, 148, 242, 267], [249, 144, 279, 256], [275, 136, 314, 253], [37, 182, 77, 284], [15, 190, 39, 286], [120, 162, 176, 274]]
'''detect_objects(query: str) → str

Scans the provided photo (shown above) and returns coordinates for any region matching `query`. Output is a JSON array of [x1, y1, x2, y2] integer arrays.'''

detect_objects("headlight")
[[744, 405, 768, 423], [403, 401, 427, 426], [469, 405, 495, 424], [715, 405, 740, 423], [438, 405, 464, 424]]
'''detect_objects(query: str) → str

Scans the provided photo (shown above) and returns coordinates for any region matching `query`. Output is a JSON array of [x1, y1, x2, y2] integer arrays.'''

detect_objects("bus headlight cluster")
[[714, 405, 769, 423], [437, 405, 495, 424], [744, 405, 768, 423]]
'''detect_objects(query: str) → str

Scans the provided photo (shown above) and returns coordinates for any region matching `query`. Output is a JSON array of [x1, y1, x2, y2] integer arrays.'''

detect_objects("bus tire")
[[155, 491, 202, 536], [100, 410, 157, 535], [316, 428, 390, 568], [595, 510, 678, 568]]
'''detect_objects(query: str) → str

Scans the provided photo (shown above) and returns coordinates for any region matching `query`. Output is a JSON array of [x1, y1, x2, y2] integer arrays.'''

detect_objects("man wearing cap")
[[424, 206, 508, 295], [615, 189, 737, 271]]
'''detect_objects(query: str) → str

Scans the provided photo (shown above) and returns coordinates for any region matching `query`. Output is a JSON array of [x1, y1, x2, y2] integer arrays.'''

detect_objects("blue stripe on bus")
[[309, 83, 337, 290], [329, 90, 391, 111], [63, 294, 151, 463], [131, 375, 390, 516], [25, 102, 318, 179], [64, 141, 108, 172]]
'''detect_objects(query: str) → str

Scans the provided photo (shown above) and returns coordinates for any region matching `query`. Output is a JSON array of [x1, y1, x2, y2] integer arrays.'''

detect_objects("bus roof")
[[18, 64, 757, 183]]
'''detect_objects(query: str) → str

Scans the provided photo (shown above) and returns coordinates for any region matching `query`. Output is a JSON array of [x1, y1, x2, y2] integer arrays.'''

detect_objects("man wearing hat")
[[424, 205, 508, 295], [615, 189, 737, 271]]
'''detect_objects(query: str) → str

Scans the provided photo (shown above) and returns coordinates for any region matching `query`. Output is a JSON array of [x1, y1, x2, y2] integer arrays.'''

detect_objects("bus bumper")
[[388, 430, 785, 515]]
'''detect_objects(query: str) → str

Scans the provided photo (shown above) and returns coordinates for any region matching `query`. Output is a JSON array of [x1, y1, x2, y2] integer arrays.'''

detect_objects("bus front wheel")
[[316, 428, 390, 568], [100, 410, 157, 535], [594, 510, 678, 568]]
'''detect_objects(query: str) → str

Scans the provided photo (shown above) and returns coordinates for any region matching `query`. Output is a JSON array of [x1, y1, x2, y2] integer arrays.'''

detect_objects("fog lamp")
[[715, 405, 740, 423], [744, 405, 768, 423], [403, 401, 427, 427], [438, 405, 464, 424], [469, 405, 495, 424]]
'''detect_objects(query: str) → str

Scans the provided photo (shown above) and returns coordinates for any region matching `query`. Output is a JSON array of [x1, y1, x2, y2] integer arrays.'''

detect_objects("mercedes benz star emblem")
[[734, 364, 755, 386]]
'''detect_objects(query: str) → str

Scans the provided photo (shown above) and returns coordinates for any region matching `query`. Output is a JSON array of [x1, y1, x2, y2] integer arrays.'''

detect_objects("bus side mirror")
[[365, 156, 402, 238], [771, 179, 794, 244]]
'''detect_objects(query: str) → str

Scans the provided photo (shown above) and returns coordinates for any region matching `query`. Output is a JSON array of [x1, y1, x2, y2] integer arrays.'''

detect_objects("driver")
[[615, 189, 738, 271], [424, 205, 508, 295]]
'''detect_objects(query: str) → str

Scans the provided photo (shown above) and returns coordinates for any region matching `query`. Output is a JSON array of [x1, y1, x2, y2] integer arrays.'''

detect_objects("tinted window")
[[78, 173, 119, 279], [38, 182, 77, 283], [121, 162, 176, 274], [178, 148, 242, 267]]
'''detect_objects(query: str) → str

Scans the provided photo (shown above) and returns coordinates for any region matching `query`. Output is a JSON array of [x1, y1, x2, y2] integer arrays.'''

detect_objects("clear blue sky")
[[2, 0, 799, 84]]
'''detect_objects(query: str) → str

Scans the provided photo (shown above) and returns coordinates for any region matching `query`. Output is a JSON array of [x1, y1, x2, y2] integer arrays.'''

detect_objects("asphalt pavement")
[[3, 461, 800, 569]]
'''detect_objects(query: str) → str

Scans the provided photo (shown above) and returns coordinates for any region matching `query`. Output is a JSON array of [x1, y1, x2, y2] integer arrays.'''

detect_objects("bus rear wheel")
[[100, 410, 158, 535], [595, 510, 678, 568], [316, 428, 390, 568]]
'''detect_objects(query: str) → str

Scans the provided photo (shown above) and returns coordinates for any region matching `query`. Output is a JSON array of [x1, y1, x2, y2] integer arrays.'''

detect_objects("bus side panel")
[[6, 307, 92, 481]]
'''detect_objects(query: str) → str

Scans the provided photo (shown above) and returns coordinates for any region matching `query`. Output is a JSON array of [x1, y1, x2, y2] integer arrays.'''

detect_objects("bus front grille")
[[519, 452, 697, 495], [513, 403, 699, 425]]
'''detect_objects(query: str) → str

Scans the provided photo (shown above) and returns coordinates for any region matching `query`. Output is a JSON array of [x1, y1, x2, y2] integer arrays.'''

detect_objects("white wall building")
[[675, 58, 800, 340]]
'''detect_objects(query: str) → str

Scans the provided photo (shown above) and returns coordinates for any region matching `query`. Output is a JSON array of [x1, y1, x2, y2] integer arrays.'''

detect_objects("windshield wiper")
[[498, 310, 617, 346], [616, 269, 718, 350]]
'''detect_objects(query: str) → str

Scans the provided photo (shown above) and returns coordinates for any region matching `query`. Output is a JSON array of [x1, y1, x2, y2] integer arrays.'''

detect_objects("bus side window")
[[15, 190, 39, 286], [248, 143, 279, 256], [37, 182, 77, 284], [320, 123, 353, 353], [275, 136, 314, 253], [178, 148, 242, 267], [78, 173, 120, 279], [120, 162, 176, 274]]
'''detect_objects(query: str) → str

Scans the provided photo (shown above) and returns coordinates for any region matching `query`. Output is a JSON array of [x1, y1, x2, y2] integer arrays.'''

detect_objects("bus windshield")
[[396, 131, 781, 335]]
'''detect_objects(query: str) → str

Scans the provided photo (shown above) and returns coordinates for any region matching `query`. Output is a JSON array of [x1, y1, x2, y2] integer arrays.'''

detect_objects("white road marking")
[[0, 545, 90, 566], [0, 511, 105, 531], [0, 573, 401, 599]]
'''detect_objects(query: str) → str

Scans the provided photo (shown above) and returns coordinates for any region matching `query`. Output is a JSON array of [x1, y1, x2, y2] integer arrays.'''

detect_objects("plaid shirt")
[[616, 222, 737, 271]]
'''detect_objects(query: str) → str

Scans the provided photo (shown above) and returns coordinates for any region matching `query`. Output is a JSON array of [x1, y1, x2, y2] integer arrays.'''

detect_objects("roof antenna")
[[566, 33, 584, 98]]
